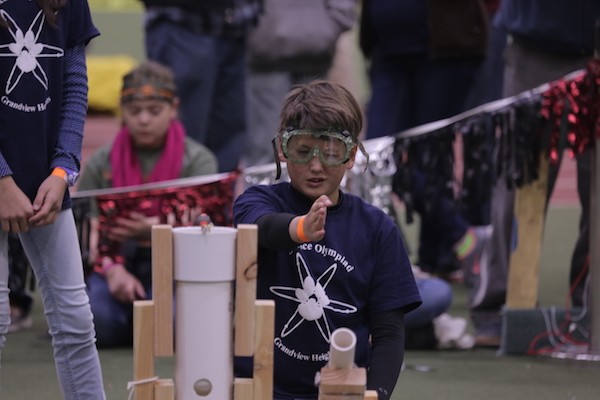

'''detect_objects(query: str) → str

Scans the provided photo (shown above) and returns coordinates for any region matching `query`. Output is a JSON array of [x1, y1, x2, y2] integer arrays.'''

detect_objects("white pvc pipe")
[[173, 226, 237, 399], [328, 328, 357, 369]]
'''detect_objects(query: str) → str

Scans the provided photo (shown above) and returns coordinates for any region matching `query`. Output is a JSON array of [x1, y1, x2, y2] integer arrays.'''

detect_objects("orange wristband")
[[51, 167, 67, 182], [296, 216, 309, 243]]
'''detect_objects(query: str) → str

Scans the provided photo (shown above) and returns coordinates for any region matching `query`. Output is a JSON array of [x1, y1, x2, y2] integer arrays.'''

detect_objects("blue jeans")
[[0, 210, 105, 399], [87, 272, 152, 348], [409, 159, 470, 272], [145, 20, 247, 173], [367, 53, 481, 272], [405, 277, 453, 329], [366, 53, 481, 138]]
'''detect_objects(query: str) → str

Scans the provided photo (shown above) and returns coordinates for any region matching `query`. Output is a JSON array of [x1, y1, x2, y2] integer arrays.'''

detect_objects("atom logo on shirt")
[[0, 10, 63, 94], [270, 252, 357, 343]]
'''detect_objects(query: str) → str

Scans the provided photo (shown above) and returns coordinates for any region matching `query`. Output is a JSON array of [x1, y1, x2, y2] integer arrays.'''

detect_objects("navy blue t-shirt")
[[234, 182, 421, 399], [0, 0, 99, 205]]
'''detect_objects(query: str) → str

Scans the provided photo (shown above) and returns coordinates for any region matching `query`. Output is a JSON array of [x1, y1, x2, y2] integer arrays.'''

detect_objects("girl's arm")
[[51, 44, 89, 187]]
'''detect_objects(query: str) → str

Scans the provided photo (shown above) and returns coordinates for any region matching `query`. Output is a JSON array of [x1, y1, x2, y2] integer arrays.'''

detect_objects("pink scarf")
[[109, 120, 185, 187]]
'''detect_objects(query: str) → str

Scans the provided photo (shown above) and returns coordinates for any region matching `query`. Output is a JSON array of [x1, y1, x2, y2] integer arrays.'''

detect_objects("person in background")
[[233, 80, 421, 400], [475, 0, 600, 347], [359, 0, 492, 283], [242, 0, 358, 167], [464, 0, 506, 109], [77, 61, 218, 347], [140, 0, 262, 173], [0, 1, 106, 398]]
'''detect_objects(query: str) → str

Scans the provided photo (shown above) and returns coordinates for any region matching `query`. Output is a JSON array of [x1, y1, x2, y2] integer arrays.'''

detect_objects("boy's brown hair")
[[277, 80, 363, 142]]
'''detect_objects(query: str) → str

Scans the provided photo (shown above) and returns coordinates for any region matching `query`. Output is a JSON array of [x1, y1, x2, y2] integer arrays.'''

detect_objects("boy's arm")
[[256, 213, 297, 250], [254, 195, 332, 249], [367, 308, 405, 400]]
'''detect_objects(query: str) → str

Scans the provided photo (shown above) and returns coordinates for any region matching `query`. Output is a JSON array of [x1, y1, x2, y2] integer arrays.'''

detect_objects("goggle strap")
[[358, 141, 370, 172], [271, 137, 282, 180]]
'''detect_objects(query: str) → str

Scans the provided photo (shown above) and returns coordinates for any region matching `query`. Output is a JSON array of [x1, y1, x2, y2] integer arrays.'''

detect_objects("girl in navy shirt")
[[0, 1, 106, 398]]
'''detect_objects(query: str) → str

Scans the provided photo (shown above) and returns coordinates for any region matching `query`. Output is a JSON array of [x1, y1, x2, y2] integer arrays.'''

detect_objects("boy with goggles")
[[234, 80, 421, 400], [281, 128, 355, 166]]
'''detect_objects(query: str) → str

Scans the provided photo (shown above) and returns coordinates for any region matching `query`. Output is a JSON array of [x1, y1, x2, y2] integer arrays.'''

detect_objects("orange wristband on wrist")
[[296, 216, 309, 243], [51, 167, 67, 182]]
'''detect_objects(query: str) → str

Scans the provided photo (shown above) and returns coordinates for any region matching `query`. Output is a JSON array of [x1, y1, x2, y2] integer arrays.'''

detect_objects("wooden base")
[[318, 367, 367, 399]]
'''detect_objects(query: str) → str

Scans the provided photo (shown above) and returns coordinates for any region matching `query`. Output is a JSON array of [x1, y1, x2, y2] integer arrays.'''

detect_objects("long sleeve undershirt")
[[256, 213, 296, 250], [368, 308, 406, 400], [51, 44, 88, 176]]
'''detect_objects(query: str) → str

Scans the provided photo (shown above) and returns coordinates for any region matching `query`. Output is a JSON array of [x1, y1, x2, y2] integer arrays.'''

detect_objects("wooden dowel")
[[234, 224, 258, 356], [133, 300, 155, 400], [253, 300, 275, 400], [154, 379, 174, 400], [151, 225, 174, 357], [233, 378, 254, 400]]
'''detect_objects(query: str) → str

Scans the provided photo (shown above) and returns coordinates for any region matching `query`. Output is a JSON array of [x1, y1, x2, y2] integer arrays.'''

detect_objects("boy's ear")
[[278, 149, 286, 162], [344, 146, 358, 170]]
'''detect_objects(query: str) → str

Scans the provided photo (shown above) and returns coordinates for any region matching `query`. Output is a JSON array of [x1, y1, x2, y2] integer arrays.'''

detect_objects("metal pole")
[[588, 17, 600, 354], [547, 18, 600, 362]]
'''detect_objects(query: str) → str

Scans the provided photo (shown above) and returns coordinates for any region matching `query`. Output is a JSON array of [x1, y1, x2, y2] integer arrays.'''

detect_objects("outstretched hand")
[[29, 174, 68, 227], [0, 176, 34, 233], [297, 194, 332, 243]]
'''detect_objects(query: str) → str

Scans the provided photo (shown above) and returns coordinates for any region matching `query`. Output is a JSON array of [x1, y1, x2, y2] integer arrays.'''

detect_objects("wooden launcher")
[[130, 224, 274, 400], [131, 223, 377, 399]]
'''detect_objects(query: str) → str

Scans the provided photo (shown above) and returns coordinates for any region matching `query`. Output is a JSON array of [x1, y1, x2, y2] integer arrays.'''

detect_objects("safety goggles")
[[280, 128, 356, 167], [271, 127, 369, 180]]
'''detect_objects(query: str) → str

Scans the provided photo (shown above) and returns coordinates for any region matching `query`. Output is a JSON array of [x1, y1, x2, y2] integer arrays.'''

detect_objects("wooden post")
[[234, 224, 258, 357], [506, 153, 549, 308], [154, 379, 174, 400], [233, 378, 254, 400], [152, 225, 174, 357], [133, 300, 155, 400], [253, 300, 275, 400]]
